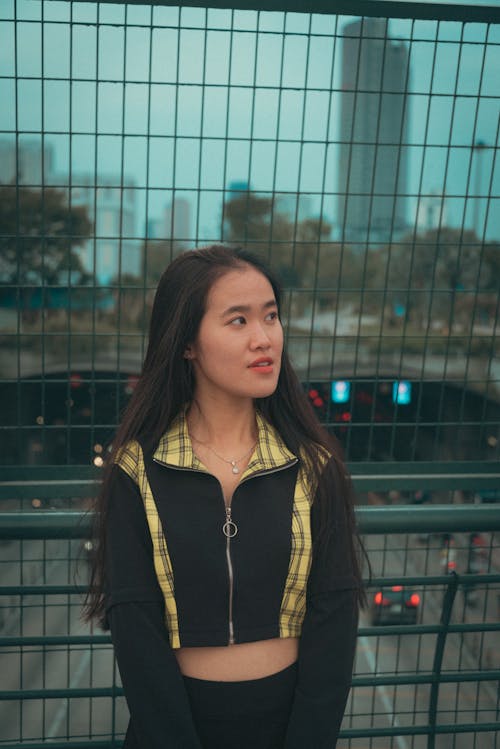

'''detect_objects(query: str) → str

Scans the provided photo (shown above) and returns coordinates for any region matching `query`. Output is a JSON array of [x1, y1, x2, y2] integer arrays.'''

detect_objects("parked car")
[[371, 585, 421, 625]]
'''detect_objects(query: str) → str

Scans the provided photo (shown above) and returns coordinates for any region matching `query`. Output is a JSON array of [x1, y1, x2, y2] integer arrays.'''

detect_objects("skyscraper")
[[337, 18, 410, 244]]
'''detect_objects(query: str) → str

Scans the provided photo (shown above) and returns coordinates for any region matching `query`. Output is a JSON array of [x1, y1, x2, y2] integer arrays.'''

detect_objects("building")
[[416, 191, 448, 232], [66, 174, 141, 282], [0, 138, 54, 186], [142, 197, 192, 281], [163, 197, 191, 248], [337, 18, 410, 244]]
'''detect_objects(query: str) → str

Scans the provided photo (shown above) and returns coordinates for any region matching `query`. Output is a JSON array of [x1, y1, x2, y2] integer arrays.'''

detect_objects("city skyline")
[[0, 2, 499, 254]]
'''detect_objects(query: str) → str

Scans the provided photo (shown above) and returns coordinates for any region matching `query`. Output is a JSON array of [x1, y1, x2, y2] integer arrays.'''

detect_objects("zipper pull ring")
[[223, 506, 238, 538]]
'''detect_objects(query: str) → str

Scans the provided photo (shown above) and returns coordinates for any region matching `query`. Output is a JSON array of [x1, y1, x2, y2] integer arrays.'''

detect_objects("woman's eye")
[[266, 311, 279, 322], [229, 316, 246, 326]]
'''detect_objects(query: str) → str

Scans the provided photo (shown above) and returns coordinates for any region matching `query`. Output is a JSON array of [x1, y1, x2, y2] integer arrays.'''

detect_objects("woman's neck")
[[186, 398, 257, 452]]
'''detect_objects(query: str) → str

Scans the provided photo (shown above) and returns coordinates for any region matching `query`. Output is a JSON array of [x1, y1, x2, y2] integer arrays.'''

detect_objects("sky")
[[0, 0, 499, 244]]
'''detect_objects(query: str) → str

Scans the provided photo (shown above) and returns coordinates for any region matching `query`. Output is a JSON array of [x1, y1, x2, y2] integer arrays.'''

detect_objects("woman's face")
[[187, 265, 284, 404]]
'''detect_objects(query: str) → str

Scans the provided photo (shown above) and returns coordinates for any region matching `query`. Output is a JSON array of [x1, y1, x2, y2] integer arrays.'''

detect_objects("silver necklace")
[[190, 435, 256, 475]]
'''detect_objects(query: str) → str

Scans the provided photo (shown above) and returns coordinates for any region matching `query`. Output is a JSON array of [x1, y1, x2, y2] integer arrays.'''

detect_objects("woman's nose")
[[249, 323, 271, 349]]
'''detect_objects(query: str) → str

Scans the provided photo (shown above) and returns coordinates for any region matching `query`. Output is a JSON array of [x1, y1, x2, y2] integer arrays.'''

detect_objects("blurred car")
[[440, 533, 457, 574], [371, 585, 421, 625]]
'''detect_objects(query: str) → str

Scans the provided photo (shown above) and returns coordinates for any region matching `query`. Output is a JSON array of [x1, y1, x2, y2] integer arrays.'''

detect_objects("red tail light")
[[408, 594, 420, 607], [374, 592, 391, 606], [392, 585, 403, 592]]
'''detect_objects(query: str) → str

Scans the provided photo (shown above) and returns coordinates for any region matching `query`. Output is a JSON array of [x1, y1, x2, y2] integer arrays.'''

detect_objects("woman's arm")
[[105, 465, 202, 749], [284, 460, 360, 749]]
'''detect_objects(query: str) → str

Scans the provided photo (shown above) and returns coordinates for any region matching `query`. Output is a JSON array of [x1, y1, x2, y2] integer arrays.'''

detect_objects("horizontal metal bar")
[[2, 725, 500, 749], [2, 504, 500, 539], [0, 635, 112, 647], [358, 619, 500, 636], [0, 585, 88, 596], [2, 462, 499, 497], [367, 574, 500, 586], [76, 0, 500, 24], [3, 574, 500, 599], [0, 482, 99, 500], [2, 619, 498, 649], [0, 512, 92, 539], [356, 504, 500, 533], [0, 743, 122, 749], [0, 687, 124, 700], [352, 669, 500, 687], [350, 463, 500, 492], [2, 670, 498, 701], [342, 722, 500, 739]]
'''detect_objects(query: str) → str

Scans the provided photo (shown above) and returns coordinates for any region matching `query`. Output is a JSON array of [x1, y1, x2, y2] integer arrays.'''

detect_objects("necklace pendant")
[[231, 462, 239, 474]]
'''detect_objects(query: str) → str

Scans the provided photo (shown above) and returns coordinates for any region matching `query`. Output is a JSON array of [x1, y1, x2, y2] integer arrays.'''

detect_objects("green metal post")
[[428, 571, 460, 749]]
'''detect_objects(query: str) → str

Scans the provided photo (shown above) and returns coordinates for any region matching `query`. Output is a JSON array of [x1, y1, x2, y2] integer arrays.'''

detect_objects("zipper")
[[225, 506, 236, 645], [153, 456, 299, 646], [223, 459, 298, 646]]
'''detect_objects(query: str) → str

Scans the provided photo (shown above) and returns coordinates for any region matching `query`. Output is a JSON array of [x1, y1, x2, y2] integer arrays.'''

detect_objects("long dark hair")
[[83, 244, 365, 623]]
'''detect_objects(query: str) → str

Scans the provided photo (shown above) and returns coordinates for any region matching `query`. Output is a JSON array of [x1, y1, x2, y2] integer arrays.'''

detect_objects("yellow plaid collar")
[[153, 407, 297, 478]]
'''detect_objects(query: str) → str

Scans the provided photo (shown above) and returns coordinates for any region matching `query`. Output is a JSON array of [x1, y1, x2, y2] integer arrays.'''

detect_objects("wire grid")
[[346, 527, 500, 749], [0, 530, 124, 745], [0, 513, 499, 746], [0, 1, 500, 465]]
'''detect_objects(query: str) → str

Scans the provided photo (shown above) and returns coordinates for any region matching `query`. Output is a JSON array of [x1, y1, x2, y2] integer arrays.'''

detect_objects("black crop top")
[[104, 411, 359, 747]]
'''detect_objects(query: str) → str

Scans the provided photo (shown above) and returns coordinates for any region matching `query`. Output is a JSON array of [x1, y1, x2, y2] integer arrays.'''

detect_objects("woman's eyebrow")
[[221, 299, 277, 317]]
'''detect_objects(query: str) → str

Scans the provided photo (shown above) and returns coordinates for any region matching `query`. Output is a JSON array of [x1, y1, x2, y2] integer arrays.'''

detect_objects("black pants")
[[183, 661, 298, 749]]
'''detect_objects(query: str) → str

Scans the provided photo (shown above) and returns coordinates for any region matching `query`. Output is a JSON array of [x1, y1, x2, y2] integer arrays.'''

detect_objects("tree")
[[222, 192, 276, 249], [0, 185, 93, 286], [222, 191, 334, 288], [385, 228, 493, 328]]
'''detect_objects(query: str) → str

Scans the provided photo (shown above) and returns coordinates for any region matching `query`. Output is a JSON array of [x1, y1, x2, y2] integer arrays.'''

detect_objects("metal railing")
[[1, 467, 499, 747]]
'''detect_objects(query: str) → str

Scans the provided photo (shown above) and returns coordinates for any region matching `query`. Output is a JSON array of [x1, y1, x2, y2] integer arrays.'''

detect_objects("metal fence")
[[1, 469, 500, 747], [1, 0, 500, 466]]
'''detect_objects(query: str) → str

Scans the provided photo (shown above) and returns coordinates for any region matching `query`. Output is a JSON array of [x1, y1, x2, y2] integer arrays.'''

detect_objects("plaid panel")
[[153, 408, 200, 470], [279, 462, 314, 637], [244, 411, 297, 475], [114, 442, 140, 484], [116, 440, 180, 649]]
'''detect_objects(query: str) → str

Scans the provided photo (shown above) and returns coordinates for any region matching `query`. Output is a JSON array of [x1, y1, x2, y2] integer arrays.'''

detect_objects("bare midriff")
[[175, 636, 299, 681]]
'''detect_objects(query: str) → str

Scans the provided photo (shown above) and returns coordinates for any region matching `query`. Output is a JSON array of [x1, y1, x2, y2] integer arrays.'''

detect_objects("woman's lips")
[[248, 358, 274, 374]]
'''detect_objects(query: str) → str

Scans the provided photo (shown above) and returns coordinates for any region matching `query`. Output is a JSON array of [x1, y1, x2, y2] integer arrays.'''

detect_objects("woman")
[[84, 244, 364, 749]]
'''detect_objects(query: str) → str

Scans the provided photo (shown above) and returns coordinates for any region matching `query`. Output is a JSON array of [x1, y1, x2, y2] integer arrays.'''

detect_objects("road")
[[340, 531, 500, 748], [1, 533, 498, 745]]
